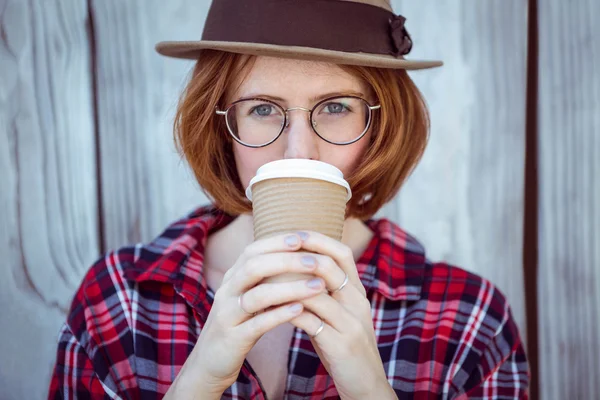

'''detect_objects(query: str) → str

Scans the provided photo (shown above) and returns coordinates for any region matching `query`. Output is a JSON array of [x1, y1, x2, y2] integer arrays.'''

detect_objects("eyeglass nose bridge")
[[284, 106, 315, 128]]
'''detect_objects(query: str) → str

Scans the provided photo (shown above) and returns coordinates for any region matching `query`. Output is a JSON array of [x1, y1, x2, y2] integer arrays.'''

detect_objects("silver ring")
[[330, 273, 349, 294], [312, 320, 325, 338], [238, 293, 254, 316]]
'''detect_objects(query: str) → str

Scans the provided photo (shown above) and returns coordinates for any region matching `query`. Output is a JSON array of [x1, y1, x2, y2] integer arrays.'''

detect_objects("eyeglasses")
[[215, 95, 381, 148]]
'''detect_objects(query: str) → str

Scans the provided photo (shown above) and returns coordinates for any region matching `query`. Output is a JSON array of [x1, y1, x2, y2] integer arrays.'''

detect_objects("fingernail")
[[301, 255, 316, 268], [297, 232, 309, 241], [307, 278, 323, 289], [285, 235, 299, 247], [288, 303, 303, 313]]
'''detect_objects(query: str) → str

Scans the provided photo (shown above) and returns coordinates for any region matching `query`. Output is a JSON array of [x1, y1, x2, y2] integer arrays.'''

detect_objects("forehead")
[[231, 56, 367, 100]]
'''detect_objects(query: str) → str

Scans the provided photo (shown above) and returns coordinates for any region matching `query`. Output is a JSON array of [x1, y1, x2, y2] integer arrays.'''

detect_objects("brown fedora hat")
[[155, 0, 443, 70]]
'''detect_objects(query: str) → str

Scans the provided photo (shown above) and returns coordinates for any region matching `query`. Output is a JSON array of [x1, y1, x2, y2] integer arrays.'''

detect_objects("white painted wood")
[[538, 1, 600, 398], [0, 0, 98, 398], [378, 0, 529, 337], [90, 0, 211, 250]]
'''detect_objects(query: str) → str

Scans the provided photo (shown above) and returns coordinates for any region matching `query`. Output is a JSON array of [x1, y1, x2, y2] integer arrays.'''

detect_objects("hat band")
[[201, 0, 413, 58]]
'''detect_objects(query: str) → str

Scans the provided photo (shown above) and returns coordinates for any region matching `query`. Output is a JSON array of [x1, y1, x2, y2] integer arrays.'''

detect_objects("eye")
[[322, 102, 350, 114], [250, 104, 275, 117]]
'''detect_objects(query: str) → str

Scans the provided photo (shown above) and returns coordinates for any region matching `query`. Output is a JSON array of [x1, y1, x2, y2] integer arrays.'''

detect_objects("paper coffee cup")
[[246, 159, 352, 241], [246, 160, 352, 284]]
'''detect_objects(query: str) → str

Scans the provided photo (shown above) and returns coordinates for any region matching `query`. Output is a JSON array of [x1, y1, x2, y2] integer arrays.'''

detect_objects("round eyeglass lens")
[[312, 97, 371, 144], [226, 100, 285, 146]]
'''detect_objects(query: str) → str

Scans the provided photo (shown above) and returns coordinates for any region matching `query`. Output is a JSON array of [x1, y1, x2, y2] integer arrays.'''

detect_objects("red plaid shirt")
[[49, 205, 528, 399]]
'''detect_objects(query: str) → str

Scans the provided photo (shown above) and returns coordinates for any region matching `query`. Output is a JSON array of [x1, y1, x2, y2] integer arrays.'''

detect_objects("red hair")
[[174, 50, 430, 220]]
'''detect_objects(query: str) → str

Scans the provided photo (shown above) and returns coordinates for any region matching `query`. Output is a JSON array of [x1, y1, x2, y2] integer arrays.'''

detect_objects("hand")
[[289, 231, 396, 400], [167, 232, 328, 398]]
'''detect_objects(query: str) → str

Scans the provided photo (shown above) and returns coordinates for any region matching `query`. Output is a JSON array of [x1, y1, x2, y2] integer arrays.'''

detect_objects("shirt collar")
[[356, 217, 426, 301], [123, 205, 426, 312]]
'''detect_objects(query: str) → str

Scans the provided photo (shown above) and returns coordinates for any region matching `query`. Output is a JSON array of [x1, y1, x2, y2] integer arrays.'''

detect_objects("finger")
[[290, 311, 338, 345], [296, 231, 366, 296], [297, 253, 366, 308], [236, 302, 304, 339], [225, 251, 319, 294], [300, 293, 364, 333], [240, 277, 327, 314], [300, 253, 348, 295], [322, 287, 373, 324], [221, 233, 304, 286], [240, 233, 304, 263]]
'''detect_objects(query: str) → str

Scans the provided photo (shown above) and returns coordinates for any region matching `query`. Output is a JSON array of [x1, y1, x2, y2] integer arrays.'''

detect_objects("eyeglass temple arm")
[[369, 105, 381, 110]]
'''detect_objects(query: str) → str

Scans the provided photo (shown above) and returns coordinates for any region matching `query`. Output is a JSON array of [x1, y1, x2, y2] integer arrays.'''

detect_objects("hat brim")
[[155, 41, 443, 70]]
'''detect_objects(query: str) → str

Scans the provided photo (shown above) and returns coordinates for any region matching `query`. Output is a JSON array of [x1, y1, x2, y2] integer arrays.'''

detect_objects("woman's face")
[[227, 56, 374, 191]]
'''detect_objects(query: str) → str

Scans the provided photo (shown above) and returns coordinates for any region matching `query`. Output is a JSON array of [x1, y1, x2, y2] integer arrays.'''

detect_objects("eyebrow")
[[237, 90, 368, 104]]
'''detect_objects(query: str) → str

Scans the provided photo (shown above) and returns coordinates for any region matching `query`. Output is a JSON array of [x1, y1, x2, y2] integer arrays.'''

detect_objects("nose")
[[283, 109, 320, 160]]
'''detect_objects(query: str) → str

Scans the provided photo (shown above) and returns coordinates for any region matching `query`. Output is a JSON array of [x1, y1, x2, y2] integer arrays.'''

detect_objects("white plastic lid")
[[246, 159, 352, 202]]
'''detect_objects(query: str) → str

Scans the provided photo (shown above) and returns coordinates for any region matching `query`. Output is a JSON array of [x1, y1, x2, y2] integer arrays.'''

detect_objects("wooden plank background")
[[537, 0, 600, 398], [0, 0, 99, 398], [90, 0, 210, 250], [384, 0, 528, 337], [0, 0, 597, 398]]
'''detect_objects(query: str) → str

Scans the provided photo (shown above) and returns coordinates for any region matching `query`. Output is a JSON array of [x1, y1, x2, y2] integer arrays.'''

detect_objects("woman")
[[49, 0, 529, 399]]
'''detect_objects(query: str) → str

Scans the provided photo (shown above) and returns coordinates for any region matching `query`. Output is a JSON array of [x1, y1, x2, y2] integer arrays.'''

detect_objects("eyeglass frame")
[[215, 95, 381, 148]]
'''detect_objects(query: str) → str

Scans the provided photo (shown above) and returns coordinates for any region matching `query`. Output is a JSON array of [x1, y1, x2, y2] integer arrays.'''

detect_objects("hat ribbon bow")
[[389, 15, 413, 57]]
